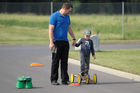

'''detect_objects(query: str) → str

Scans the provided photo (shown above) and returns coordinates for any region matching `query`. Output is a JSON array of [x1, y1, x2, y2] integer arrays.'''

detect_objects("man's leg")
[[61, 42, 69, 84], [50, 42, 61, 85]]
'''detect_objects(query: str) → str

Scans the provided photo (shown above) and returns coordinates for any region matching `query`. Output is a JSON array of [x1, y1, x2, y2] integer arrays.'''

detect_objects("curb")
[[68, 58, 140, 81]]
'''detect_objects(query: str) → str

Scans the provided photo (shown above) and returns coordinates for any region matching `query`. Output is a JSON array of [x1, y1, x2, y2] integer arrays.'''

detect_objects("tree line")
[[0, 0, 140, 3]]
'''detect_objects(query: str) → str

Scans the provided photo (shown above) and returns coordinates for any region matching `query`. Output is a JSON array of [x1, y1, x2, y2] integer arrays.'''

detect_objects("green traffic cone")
[[16, 76, 25, 89], [25, 77, 33, 89]]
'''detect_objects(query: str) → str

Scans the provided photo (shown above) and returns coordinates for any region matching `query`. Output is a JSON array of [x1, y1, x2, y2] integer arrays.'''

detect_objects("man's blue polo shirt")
[[49, 11, 70, 41]]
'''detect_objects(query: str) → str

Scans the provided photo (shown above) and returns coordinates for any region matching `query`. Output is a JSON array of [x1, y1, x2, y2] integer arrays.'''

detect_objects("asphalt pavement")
[[0, 44, 140, 93]]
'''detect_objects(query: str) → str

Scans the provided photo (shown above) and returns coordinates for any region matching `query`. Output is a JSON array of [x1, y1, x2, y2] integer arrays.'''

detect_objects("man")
[[49, 3, 76, 85]]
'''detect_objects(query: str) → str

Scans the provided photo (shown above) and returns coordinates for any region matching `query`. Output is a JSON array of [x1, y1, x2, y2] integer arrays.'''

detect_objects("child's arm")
[[91, 40, 96, 60], [75, 38, 82, 47]]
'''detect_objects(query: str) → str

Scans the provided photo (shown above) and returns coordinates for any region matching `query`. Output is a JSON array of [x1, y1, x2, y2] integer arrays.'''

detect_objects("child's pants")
[[80, 54, 90, 74]]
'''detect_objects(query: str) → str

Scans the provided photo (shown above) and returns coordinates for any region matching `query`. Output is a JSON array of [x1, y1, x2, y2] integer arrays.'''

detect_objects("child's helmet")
[[84, 29, 91, 35]]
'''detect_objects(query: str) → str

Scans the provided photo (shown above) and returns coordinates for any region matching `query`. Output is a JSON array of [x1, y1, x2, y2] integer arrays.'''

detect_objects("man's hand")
[[49, 43, 54, 51], [93, 56, 96, 60], [72, 40, 76, 46]]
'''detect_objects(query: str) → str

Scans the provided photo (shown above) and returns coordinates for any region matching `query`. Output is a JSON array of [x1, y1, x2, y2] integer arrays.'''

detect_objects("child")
[[75, 29, 96, 76]]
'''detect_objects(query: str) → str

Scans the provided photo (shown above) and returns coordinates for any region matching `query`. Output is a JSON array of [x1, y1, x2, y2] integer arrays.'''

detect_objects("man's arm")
[[49, 24, 55, 50], [68, 25, 76, 46]]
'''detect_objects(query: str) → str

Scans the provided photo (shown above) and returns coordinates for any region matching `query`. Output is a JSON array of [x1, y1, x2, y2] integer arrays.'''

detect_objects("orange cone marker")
[[30, 63, 43, 67]]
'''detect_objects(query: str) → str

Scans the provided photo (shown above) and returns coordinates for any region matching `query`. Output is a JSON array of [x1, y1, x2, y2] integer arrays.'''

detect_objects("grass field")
[[0, 14, 49, 44], [0, 13, 140, 44], [71, 14, 140, 40], [69, 49, 140, 75]]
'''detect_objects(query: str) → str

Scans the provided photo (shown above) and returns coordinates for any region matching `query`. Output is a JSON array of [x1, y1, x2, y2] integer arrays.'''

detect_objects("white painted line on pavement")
[[68, 58, 140, 81]]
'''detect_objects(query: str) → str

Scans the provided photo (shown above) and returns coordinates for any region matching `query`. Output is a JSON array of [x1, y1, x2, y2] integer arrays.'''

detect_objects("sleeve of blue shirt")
[[49, 14, 56, 26]]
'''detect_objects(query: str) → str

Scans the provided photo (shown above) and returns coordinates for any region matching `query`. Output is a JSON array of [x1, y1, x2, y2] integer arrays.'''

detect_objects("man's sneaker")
[[51, 81, 60, 85]]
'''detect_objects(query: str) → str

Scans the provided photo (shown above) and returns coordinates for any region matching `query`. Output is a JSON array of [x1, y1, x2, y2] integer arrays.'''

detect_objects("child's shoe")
[[79, 72, 85, 76]]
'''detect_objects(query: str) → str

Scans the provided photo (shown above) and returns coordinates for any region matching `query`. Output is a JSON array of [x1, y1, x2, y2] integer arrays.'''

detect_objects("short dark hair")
[[62, 3, 73, 9]]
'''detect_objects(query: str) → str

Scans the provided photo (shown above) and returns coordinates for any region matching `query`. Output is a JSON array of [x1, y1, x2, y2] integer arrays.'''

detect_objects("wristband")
[[72, 38, 76, 41]]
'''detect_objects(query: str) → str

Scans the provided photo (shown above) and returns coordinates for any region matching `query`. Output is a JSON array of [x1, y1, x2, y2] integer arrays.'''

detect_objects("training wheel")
[[70, 73, 74, 83], [93, 74, 97, 84], [77, 74, 81, 84]]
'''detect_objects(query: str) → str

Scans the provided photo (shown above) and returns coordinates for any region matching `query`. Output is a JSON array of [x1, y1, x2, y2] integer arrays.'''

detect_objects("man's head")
[[62, 3, 73, 9], [61, 3, 73, 15], [84, 29, 91, 40]]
